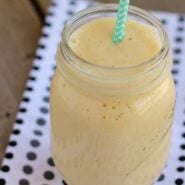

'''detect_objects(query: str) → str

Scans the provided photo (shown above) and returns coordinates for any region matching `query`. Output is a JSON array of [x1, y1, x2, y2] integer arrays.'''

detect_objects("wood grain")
[[91, 0, 185, 13], [0, 0, 42, 162], [132, 0, 185, 13], [37, 0, 50, 15]]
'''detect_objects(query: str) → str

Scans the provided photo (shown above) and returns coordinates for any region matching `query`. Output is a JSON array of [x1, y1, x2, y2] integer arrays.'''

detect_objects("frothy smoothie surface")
[[69, 18, 161, 67]]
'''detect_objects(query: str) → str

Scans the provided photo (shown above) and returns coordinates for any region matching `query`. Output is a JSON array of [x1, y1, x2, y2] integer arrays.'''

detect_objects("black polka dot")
[[48, 12, 54, 16], [174, 79, 178, 85], [33, 130, 43, 136], [43, 96, 49, 103], [172, 69, 179, 75], [26, 152, 37, 161], [26, 87, 33, 91], [32, 65, 39, 70], [29, 76, 36, 81], [174, 48, 182, 54], [177, 27, 184, 32], [16, 119, 23, 124], [179, 156, 185, 161], [42, 33, 49, 38], [52, 65, 56, 70], [67, 10, 74, 15], [175, 37, 183, 42], [157, 174, 165, 181], [0, 178, 6, 185], [47, 157, 55, 167], [177, 166, 185, 172], [40, 107, 49, 114], [182, 133, 185, 138], [9, 141, 17, 147], [1, 165, 10, 172], [181, 144, 185, 150], [19, 108, 27, 113], [70, 0, 76, 5], [19, 179, 30, 185], [36, 118, 46, 126], [161, 19, 167, 24], [175, 79, 178, 85], [174, 59, 180, 64], [30, 139, 40, 147], [44, 171, 55, 180], [12, 129, 21, 135], [22, 97, 30, 103], [38, 44, 46, 49], [5, 152, 13, 159], [46, 86, 50, 91], [175, 178, 184, 185], [62, 180, 68, 185], [35, 55, 43, 60], [51, 2, 56, 6], [49, 76, 52, 81], [179, 15, 185, 22], [23, 165, 33, 175], [44, 22, 51, 27]]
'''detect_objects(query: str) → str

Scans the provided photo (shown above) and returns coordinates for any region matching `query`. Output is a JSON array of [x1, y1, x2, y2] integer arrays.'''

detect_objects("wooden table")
[[0, 0, 50, 163], [0, 0, 184, 164]]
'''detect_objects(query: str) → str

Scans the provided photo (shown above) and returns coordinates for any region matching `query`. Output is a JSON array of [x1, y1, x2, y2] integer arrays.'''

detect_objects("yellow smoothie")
[[69, 18, 161, 68], [51, 14, 175, 185]]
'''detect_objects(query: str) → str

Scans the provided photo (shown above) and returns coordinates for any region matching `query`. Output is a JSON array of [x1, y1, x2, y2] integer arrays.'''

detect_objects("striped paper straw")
[[113, 0, 130, 44]]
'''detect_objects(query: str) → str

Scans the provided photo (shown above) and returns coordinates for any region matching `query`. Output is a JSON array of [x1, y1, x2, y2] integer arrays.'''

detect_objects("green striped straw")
[[113, 0, 130, 44]]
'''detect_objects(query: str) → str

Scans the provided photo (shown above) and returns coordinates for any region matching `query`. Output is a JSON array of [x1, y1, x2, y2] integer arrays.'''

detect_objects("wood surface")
[[37, 0, 50, 14], [0, 0, 49, 163], [99, 0, 185, 13], [0, 0, 184, 165], [132, 0, 185, 13]]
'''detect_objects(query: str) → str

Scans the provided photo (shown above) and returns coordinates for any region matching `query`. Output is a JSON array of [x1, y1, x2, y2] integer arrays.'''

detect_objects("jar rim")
[[61, 4, 169, 74]]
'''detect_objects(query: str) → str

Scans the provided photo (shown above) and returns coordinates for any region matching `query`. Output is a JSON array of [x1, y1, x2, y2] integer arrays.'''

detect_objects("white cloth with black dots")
[[0, 0, 185, 185]]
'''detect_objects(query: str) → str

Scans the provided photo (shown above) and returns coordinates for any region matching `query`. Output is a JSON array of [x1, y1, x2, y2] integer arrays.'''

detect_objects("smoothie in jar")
[[51, 5, 175, 185]]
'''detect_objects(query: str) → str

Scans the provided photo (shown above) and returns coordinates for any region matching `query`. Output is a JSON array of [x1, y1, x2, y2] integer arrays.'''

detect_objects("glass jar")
[[50, 4, 175, 185]]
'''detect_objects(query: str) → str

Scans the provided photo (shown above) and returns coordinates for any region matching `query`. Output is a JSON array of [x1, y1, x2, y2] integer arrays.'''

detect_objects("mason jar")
[[50, 4, 176, 185]]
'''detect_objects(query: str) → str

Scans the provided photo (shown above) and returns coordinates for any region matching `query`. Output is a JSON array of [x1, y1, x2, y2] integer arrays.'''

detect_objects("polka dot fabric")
[[0, 0, 185, 184]]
